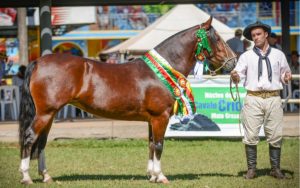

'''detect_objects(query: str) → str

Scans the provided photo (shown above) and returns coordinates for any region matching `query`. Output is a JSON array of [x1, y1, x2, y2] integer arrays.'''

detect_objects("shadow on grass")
[[238, 168, 294, 178], [50, 172, 236, 182]]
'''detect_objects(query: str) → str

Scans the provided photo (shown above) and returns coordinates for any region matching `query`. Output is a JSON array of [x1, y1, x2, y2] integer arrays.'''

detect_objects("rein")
[[230, 77, 242, 136]]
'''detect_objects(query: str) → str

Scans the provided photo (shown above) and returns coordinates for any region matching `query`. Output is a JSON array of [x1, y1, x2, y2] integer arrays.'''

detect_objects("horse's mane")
[[155, 25, 199, 49]]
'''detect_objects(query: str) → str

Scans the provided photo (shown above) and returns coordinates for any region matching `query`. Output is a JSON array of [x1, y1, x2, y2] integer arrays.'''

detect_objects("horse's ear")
[[203, 16, 213, 29]]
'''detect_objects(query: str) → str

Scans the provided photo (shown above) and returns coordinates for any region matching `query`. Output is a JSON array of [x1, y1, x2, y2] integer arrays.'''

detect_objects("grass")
[[0, 138, 299, 188]]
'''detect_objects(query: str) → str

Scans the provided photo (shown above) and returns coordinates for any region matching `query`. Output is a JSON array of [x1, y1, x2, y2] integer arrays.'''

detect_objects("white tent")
[[102, 4, 234, 55]]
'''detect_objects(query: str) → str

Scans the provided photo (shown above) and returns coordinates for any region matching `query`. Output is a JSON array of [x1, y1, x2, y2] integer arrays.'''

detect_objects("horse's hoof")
[[157, 178, 170, 184], [156, 174, 169, 184], [43, 177, 53, 183], [149, 175, 157, 183], [20, 179, 33, 184]]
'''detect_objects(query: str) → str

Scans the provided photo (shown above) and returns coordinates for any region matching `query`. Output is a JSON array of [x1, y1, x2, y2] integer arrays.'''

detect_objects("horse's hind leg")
[[147, 123, 155, 181], [20, 113, 54, 184], [38, 130, 53, 183], [148, 114, 170, 184]]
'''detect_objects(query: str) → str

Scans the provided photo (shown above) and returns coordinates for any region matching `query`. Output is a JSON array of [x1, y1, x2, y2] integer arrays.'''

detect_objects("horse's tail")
[[19, 61, 37, 159]]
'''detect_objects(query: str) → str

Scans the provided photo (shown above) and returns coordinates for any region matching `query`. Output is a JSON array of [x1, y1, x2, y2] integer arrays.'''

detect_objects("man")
[[230, 21, 292, 179], [226, 29, 244, 58], [268, 32, 282, 50], [289, 50, 299, 91], [0, 51, 13, 85]]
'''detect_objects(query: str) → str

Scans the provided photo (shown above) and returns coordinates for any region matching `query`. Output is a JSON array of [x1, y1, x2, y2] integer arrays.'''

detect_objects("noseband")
[[194, 26, 236, 76]]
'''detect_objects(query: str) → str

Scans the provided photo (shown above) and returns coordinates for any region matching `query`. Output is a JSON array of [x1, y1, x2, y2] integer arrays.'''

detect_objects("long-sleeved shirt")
[[234, 46, 291, 91]]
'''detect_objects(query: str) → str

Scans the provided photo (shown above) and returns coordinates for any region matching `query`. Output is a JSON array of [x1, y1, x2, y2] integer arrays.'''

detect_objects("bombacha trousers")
[[241, 95, 283, 148]]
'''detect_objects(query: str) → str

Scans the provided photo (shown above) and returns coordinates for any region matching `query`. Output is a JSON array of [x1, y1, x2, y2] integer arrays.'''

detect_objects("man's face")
[[251, 27, 268, 48], [291, 54, 299, 64]]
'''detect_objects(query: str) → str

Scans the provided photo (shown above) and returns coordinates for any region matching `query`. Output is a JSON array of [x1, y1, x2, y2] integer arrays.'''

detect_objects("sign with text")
[[194, 86, 245, 124], [165, 77, 265, 137]]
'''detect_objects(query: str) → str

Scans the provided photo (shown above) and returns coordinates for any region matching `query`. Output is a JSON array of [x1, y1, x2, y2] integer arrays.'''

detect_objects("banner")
[[33, 7, 96, 26], [165, 77, 265, 137]]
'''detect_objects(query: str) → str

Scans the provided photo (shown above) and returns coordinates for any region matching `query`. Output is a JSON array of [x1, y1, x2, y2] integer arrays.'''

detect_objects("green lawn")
[[0, 138, 299, 188]]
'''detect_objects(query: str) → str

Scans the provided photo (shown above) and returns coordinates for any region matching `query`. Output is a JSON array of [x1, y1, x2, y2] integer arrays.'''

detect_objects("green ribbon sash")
[[141, 49, 196, 116]]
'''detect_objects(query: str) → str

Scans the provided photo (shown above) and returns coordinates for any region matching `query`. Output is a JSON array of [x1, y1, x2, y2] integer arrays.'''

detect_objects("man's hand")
[[284, 71, 292, 83], [230, 70, 240, 84]]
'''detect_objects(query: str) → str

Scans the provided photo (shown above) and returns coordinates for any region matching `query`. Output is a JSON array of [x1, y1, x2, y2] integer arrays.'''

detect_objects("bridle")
[[195, 25, 242, 135], [194, 25, 237, 76]]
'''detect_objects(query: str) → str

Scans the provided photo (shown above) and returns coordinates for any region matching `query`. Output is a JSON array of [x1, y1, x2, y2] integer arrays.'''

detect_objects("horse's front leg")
[[148, 114, 170, 184]]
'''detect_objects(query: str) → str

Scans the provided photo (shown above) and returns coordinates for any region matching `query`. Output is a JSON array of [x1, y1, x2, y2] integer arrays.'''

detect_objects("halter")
[[195, 26, 236, 76]]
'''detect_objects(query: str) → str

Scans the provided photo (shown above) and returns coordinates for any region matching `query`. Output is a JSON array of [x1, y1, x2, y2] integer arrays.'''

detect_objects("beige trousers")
[[241, 95, 283, 148]]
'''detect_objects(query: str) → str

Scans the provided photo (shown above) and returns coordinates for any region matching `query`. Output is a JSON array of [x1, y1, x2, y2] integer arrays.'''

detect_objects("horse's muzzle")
[[223, 57, 237, 72]]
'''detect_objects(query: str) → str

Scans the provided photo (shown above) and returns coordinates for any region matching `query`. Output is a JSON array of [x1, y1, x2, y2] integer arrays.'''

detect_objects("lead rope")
[[282, 80, 292, 109], [230, 78, 242, 136]]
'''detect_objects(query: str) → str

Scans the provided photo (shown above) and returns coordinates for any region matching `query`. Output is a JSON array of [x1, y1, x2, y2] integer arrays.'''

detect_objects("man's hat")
[[243, 21, 271, 41]]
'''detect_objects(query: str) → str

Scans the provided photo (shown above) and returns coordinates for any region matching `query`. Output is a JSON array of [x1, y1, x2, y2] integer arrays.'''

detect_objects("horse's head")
[[195, 16, 237, 75], [154, 17, 237, 77]]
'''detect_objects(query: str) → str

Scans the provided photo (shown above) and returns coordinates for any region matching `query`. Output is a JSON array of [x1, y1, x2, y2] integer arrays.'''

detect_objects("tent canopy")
[[102, 4, 234, 55]]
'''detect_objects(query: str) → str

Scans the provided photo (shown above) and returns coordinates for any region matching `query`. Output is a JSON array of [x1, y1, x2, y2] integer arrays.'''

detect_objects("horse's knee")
[[154, 142, 164, 157]]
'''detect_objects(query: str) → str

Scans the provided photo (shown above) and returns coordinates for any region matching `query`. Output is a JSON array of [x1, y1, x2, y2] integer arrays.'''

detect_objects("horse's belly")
[[78, 96, 148, 121]]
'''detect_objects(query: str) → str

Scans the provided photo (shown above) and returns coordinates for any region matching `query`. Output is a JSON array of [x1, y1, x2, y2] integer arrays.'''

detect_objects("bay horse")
[[19, 17, 236, 184]]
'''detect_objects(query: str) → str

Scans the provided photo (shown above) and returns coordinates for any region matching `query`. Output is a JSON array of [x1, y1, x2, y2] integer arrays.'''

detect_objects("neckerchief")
[[141, 49, 196, 117], [253, 47, 272, 82]]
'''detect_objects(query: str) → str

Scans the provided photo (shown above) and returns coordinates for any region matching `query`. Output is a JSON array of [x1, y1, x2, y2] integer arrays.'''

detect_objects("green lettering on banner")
[[192, 86, 246, 124]]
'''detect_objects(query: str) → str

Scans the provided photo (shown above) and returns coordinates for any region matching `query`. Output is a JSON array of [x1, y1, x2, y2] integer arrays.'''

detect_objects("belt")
[[247, 90, 280, 99]]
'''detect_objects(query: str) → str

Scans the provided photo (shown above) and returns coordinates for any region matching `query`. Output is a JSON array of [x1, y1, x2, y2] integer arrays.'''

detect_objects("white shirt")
[[234, 46, 291, 91]]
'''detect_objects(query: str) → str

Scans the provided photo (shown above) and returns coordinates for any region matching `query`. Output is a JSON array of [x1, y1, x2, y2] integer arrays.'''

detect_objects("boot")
[[244, 145, 257, 179], [269, 145, 286, 179]]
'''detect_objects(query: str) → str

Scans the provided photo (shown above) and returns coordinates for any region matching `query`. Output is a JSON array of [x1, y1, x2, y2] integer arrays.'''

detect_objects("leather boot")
[[269, 145, 286, 179], [244, 145, 257, 179]]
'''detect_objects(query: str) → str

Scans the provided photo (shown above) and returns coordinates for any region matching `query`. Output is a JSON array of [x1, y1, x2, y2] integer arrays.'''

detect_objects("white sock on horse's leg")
[[19, 157, 33, 184], [153, 152, 168, 183], [147, 159, 157, 182], [147, 159, 154, 174]]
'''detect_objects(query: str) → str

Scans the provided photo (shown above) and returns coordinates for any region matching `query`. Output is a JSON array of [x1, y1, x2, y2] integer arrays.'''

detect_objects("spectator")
[[268, 32, 282, 50], [243, 38, 251, 51], [99, 53, 108, 63], [289, 50, 299, 91], [226, 29, 244, 58], [12, 65, 26, 94], [0, 51, 13, 85]]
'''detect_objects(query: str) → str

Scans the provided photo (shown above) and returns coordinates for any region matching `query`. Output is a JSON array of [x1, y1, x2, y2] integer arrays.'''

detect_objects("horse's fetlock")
[[153, 169, 162, 176]]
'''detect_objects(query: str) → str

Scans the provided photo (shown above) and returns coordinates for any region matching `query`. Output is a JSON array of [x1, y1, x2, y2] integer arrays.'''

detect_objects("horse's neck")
[[156, 44, 195, 76], [155, 32, 196, 77]]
